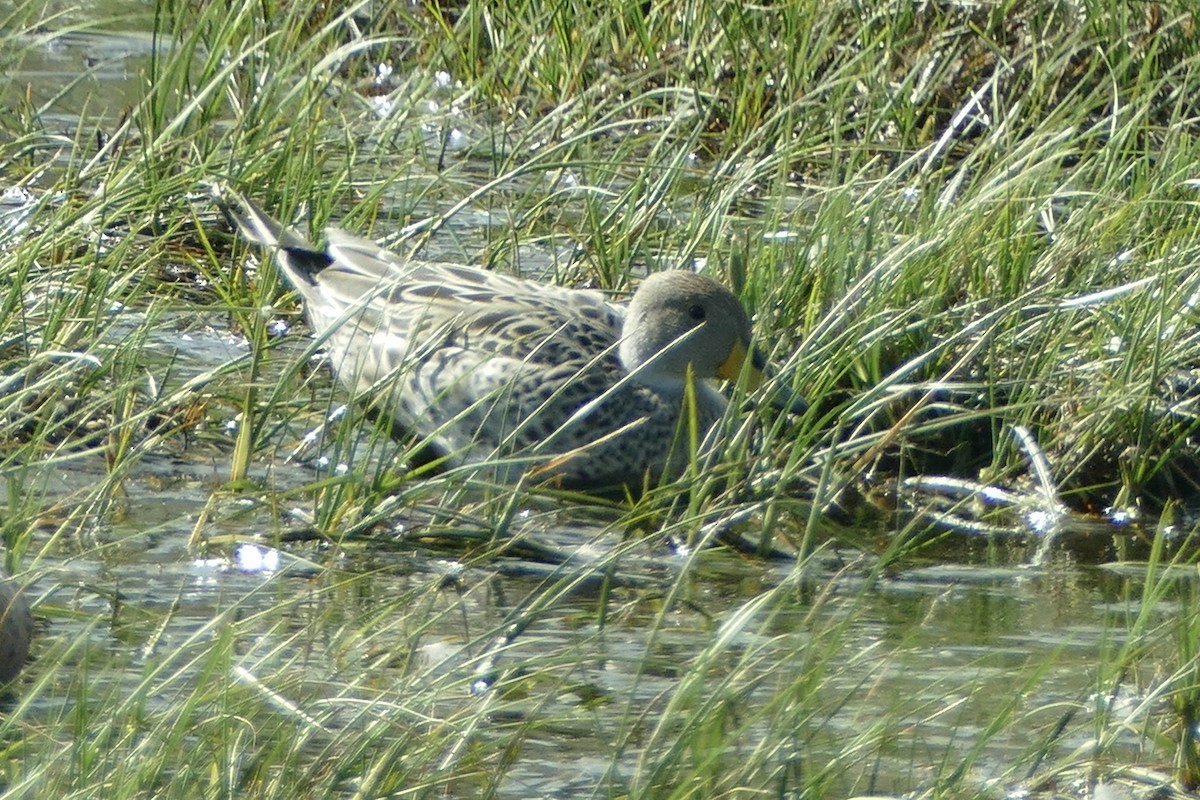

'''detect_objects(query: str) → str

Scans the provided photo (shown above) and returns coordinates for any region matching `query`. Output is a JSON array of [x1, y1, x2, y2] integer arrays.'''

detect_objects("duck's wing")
[[343, 284, 626, 401], [325, 274, 629, 463], [213, 186, 642, 472], [212, 185, 625, 345]]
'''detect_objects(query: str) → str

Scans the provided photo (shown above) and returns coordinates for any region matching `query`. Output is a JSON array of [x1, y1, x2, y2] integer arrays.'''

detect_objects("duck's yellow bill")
[[716, 340, 808, 414], [716, 339, 761, 386]]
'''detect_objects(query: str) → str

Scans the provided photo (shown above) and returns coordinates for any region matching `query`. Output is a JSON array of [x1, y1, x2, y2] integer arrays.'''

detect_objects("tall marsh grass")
[[1, 0, 1200, 797]]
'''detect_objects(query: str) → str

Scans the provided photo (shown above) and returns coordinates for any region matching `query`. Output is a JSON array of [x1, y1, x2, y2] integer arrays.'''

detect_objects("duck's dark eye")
[[688, 304, 706, 321]]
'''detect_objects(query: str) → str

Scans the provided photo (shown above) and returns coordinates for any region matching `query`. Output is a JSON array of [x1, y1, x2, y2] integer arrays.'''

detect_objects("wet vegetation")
[[3, 0, 1200, 797]]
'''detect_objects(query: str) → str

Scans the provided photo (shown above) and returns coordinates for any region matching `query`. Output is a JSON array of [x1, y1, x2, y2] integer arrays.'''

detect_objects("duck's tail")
[[209, 184, 330, 286]]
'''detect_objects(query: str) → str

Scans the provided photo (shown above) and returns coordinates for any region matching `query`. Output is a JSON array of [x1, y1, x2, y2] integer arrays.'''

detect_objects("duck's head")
[[618, 270, 807, 413]]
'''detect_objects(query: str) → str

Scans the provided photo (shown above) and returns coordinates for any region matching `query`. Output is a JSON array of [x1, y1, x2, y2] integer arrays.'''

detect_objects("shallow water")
[[2, 0, 158, 134], [0, 6, 1189, 799]]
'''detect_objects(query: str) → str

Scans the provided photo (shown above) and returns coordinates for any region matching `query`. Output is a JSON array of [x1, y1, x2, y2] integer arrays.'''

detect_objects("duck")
[[211, 186, 805, 492]]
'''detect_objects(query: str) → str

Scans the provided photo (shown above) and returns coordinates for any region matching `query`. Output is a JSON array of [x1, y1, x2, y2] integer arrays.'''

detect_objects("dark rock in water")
[[0, 574, 31, 685]]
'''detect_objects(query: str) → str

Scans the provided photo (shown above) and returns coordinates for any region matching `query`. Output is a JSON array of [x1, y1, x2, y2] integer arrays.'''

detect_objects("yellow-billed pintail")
[[212, 187, 805, 493]]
